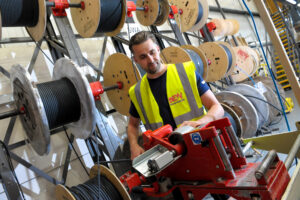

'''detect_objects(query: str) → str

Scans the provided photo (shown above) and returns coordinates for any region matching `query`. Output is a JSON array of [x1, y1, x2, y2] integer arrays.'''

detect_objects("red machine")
[[120, 118, 290, 199]]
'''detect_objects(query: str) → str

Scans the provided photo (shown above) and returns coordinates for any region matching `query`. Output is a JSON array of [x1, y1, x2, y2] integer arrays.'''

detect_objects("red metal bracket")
[[206, 22, 216, 32], [169, 5, 179, 19], [126, 1, 148, 17], [50, 0, 68, 16], [49, 0, 85, 17], [89, 81, 104, 101], [127, 1, 136, 17]]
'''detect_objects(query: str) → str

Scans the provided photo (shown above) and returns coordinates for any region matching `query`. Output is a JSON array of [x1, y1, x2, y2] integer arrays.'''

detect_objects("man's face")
[[132, 39, 162, 75]]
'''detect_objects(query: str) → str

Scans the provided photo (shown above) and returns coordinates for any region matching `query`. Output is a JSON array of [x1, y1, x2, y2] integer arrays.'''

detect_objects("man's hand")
[[179, 120, 202, 128], [130, 144, 145, 160]]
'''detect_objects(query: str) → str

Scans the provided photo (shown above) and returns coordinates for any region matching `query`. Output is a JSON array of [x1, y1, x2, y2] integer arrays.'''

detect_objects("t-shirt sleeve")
[[129, 101, 140, 118], [196, 71, 210, 96]]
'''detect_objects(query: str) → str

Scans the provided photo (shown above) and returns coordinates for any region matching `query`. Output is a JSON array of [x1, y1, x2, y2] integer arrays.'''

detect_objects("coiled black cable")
[[68, 175, 122, 200], [97, 0, 123, 33], [0, 0, 39, 27], [37, 78, 81, 130]]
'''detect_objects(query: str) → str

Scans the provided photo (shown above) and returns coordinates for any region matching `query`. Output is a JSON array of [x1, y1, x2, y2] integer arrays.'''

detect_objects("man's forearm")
[[127, 125, 140, 147], [198, 104, 224, 124]]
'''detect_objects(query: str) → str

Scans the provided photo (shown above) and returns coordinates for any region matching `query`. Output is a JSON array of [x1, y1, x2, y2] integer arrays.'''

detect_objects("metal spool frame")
[[216, 91, 259, 138], [227, 84, 270, 128]]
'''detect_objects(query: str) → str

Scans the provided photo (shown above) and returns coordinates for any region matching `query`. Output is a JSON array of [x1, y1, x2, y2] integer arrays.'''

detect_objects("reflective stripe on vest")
[[173, 63, 204, 125], [129, 61, 205, 130], [134, 81, 163, 130]]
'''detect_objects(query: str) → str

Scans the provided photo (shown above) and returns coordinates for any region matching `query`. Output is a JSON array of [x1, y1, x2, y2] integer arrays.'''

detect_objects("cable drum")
[[219, 44, 233, 73], [184, 48, 204, 78], [10, 58, 97, 155], [0, 0, 39, 27], [55, 165, 131, 200], [37, 78, 81, 130], [96, 0, 123, 33], [153, 0, 170, 26], [0, 0, 46, 41], [68, 175, 123, 200], [70, 0, 126, 37], [195, 1, 203, 26], [135, 0, 169, 26]]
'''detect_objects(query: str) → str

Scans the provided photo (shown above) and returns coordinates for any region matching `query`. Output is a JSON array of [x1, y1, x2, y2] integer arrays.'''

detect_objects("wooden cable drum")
[[198, 42, 230, 82], [216, 91, 259, 139], [226, 19, 240, 35], [70, 0, 126, 37], [0, 0, 46, 41], [216, 41, 236, 76], [210, 19, 228, 37], [55, 165, 130, 200], [160, 46, 208, 80], [230, 46, 256, 82], [182, 45, 208, 80], [135, 0, 170, 26], [103, 53, 141, 116], [211, 18, 240, 37], [248, 48, 261, 76], [169, 0, 209, 32], [188, 0, 209, 32]]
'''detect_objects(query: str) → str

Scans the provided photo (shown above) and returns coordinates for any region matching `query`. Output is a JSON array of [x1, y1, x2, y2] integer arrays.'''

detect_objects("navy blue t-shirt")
[[129, 70, 209, 129]]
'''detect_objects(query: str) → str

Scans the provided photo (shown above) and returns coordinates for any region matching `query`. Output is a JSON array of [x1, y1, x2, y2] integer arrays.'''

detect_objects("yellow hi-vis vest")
[[129, 61, 206, 131]]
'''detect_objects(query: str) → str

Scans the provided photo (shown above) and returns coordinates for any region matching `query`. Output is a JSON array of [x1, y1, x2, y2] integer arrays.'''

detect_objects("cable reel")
[[198, 42, 236, 82], [216, 91, 259, 139], [230, 46, 261, 83], [209, 18, 240, 37], [70, 0, 126, 37], [133, 0, 170, 26], [10, 58, 97, 155], [160, 45, 208, 80], [102, 53, 142, 116], [169, 0, 209, 32], [227, 84, 270, 129], [55, 165, 130, 200], [0, 0, 46, 41], [6, 55, 138, 155]]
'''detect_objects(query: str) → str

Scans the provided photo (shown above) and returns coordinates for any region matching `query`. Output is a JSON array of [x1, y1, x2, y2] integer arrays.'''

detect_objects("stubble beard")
[[147, 61, 161, 74]]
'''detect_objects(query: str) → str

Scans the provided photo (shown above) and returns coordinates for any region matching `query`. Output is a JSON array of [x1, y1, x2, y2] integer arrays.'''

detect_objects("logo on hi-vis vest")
[[168, 92, 185, 105]]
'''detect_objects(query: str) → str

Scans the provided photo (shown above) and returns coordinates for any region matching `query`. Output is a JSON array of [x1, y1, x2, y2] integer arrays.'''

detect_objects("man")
[[127, 31, 224, 159], [127, 31, 228, 200]]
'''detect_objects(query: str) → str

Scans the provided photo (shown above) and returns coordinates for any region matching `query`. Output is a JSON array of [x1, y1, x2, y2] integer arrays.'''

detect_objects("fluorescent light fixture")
[[286, 0, 296, 4]]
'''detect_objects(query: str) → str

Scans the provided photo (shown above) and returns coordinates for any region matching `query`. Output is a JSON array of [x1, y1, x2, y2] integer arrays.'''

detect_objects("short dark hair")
[[129, 31, 157, 54]]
